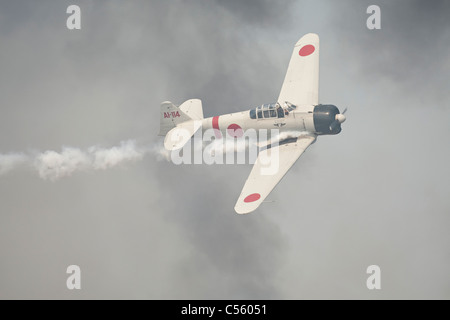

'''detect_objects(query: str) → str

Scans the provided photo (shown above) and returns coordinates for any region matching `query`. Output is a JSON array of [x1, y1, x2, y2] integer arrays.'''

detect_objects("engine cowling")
[[313, 104, 342, 135]]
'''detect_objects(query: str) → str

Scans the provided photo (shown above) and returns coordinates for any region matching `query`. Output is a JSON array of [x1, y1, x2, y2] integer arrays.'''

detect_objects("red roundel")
[[227, 123, 243, 138], [299, 44, 315, 57], [244, 193, 261, 203]]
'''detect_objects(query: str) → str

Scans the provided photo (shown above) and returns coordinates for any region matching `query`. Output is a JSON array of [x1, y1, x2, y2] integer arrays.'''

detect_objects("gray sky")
[[0, 0, 449, 299]]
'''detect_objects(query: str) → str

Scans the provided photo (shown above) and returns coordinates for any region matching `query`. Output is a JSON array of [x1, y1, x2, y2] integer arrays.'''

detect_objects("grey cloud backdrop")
[[0, 0, 449, 299]]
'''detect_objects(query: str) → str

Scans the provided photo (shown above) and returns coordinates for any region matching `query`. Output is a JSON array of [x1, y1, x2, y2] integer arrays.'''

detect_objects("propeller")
[[329, 107, 347, 131]]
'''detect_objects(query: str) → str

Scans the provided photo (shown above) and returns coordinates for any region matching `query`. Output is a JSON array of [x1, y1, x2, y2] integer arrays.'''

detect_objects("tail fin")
[[158, 99, 203, 136]]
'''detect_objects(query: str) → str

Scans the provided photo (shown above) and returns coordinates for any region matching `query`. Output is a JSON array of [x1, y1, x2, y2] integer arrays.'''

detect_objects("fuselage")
[[201, 103, 342, 139]]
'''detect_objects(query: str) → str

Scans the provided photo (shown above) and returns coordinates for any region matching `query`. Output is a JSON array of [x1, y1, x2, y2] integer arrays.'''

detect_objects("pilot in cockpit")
[[282, 101, 296, 116], [276, 104, 285, 118]]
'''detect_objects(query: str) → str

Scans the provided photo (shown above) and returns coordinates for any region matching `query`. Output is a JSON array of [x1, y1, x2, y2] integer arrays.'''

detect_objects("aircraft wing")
[[234, 135, 316, 214], [277, 33, 319, 110]]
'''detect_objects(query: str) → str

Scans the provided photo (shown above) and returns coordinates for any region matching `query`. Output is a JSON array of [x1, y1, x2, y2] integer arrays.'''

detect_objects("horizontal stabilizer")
[[164, 120, 202, 151], [179, 99, 204, 120]]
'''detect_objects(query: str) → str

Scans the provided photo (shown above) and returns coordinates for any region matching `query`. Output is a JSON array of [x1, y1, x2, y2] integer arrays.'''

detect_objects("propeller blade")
[[330, 108, 347, 131]]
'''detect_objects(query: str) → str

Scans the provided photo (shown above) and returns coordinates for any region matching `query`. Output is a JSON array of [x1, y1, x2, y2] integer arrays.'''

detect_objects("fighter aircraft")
[[159, 33, 346, 214]]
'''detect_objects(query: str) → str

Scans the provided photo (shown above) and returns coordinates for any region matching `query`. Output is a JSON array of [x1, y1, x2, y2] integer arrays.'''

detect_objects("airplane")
[[158, 33, 346, 214]]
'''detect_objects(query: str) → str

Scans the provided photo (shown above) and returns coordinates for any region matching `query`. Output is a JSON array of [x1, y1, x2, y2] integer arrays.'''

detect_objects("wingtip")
[[234, 207, 253, 215], [234, 203, 247, 214], [234, 203, 260, 215], [295, 33, 319, 47]]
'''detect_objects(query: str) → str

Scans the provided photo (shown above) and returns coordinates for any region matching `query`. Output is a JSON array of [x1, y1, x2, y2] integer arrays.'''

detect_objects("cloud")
[[0, 153, 28, 175], [329, 0, 450, 99]]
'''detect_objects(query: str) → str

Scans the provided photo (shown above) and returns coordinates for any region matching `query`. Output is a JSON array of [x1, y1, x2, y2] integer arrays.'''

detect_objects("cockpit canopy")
[[249, 102, 297, 119]]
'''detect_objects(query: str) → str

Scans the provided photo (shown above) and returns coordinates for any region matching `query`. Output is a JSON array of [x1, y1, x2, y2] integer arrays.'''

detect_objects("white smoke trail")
[[35, 140, 145, 181], [203, 130, 310, 153], [206, 137, 251, 155], [0, 140, 146, 181], [148, 142, 171, 162], [204, 131, 309, 159], [90, 140, 144, 170], [35, 147, 91, 181], [257, 130, 310, 148]]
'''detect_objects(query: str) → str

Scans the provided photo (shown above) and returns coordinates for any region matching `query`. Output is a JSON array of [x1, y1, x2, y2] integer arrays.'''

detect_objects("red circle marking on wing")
[[244, 193, 261, 203], [299, 44, 315, 57]]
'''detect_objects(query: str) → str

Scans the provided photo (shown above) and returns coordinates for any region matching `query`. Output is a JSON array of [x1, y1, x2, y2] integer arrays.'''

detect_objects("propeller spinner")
[[329, 108, 347, 131]]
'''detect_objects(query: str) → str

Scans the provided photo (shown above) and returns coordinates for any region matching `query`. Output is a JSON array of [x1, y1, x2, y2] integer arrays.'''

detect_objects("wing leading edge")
[[234, 135, 316, 214]]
